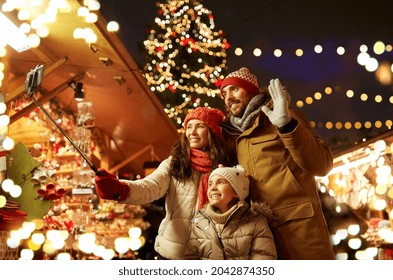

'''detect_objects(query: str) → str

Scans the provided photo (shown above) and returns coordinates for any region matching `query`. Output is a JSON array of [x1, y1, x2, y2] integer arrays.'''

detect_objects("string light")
[[232, 40, 393, 118], [142, 0, 229, 125]]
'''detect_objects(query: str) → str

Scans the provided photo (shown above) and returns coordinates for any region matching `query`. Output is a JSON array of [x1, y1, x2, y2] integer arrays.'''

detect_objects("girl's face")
[[208, 174, 238, 213], [185, 119, 209, 149]]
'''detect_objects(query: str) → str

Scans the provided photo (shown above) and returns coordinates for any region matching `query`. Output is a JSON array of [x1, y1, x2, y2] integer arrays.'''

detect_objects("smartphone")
[[25, 65, 44, 94]]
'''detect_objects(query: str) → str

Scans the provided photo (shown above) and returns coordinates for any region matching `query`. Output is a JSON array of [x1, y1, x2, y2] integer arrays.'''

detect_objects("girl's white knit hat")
[[209, 165, 249, 201]]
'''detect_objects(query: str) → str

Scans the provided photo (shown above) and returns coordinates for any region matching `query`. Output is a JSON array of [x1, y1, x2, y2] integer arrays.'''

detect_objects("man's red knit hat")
[[183, 107, 225, 137], [220, 67, 260, 98]]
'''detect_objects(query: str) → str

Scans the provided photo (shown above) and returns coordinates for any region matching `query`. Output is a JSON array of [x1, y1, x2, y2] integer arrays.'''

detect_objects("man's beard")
[[227, 102, 245, 118]]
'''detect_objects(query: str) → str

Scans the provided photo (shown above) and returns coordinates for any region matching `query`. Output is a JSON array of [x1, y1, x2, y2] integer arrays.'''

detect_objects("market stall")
[[316, 132, 393, 260], [0, 0, 177, 260]]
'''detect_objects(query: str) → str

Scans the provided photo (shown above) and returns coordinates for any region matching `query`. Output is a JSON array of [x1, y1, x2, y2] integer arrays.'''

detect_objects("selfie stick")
[[25, 65, 99, 175]]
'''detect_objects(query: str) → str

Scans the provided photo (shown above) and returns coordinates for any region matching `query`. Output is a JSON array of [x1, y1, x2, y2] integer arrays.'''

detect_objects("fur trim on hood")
[[250, 202, 274, 221]]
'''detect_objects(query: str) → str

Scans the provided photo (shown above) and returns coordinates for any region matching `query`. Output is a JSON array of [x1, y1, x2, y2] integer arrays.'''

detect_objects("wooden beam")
[[109, 145, 153, 174], [9, 72, 84, 124]]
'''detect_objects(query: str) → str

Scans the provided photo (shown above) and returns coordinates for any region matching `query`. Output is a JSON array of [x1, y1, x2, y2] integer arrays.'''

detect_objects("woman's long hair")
[[169, 128, 236, 181]]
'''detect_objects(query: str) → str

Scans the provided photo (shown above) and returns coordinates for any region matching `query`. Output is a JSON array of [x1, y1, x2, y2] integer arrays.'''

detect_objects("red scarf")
[[190, 148, 212, 209]]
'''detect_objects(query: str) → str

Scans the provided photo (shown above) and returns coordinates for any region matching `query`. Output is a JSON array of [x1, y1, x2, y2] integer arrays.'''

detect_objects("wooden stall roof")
[[1, 0, 179, 176]]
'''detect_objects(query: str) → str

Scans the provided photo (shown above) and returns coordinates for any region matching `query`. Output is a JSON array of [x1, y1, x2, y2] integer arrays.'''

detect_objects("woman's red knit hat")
[[183, 107, 225, 137], [220, 67, 260, 98]]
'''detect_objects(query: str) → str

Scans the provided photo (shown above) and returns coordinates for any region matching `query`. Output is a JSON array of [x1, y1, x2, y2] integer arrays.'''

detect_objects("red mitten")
[[94, 168, 130, 201]]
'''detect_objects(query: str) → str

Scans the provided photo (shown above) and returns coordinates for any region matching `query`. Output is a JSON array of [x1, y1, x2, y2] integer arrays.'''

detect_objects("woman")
[[94, 107, 236, 259]]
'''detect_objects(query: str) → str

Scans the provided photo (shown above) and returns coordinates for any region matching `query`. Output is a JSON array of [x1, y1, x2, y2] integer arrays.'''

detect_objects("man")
[[219, 67, 335, 260]]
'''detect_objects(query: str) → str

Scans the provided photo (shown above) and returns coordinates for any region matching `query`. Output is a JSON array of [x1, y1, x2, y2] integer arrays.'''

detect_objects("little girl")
[[185, 165, 277, 260]]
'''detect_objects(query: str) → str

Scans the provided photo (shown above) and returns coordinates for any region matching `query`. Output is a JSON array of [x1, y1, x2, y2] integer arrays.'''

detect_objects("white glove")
[[261, 78, 291, 127]]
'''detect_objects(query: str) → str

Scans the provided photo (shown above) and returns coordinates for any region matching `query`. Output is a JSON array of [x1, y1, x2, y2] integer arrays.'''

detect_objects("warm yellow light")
[[85, 32, 97, 43], [374, 199, 387, 210], [296, 100, 304, 108], [27, 33, 41, 48], [18, 9, 30, 21], [336, 229, 348, 240], [373, 41, 385, 55], [295, 48, 303, 56], [0, 11, 30, 52], [78, 233, 96, 254], [85, 13, 98, 23], [326, 122, 333, 129], [129, 238, 142, 251], [1, 2, 15, 12], [273, 49, 282, 57], [314, 92, 322, 100], [10, 184, 21, 198], [336, 253, 348, 260], [348, 224, 360, 235], [335, 122, 343, 129], [19, 23, 31, 33], [102, 249, 114, 260], [27, 240, 41, 251], [87, 0, 101, 11], [348, 238, 362, 250], [6, 237, 20, 248], [359, 44, 368, 53], [20, 249, 34, 260], [0, 114, 9, 126], [365, 57, 378, 72], [314, 45, 323, 53], [3, 137, 15, 151], [375, 120, 382, 128], [115, 237, 129, 254], [42, 241, 56, 255], [1, 179, 14, 192], [77, 7, 89, 17], [357, 52, 370, 66], [36, 25, 50, 38], [93, 245, 106, 258], [107, 21, 119, 32], [73, 28, 84, 39], [31, 233, 45, 245], [56, 252, 71, 260], [253, 48, 262, 57], [375, 184, 388, 195], [336, 46, 345, 55], [364, 121, 372, 129], [128, 227, 142, 239], [0, 195, 6, 207]]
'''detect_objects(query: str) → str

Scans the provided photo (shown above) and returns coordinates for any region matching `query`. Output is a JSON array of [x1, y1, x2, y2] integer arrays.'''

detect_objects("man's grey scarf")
[[230, 94, 265, 132]]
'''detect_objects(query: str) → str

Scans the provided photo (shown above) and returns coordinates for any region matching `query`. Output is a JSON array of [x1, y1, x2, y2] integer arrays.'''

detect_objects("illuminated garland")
[[232, 41, 393, 131], [142, 0, 229, 126]]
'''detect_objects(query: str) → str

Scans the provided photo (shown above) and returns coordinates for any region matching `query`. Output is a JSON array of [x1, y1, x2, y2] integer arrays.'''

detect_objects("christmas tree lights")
[[142, 0, 230, 128]]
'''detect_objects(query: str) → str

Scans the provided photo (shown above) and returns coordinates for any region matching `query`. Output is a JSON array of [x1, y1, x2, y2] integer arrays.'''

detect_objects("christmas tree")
[[142, 0, 230, 129]]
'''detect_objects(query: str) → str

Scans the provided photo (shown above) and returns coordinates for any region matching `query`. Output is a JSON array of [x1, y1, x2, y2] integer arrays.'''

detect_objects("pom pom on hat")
[[209, 165, 249, 201], [220, 67, 259, 98], [183, 107, 225, 137]]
